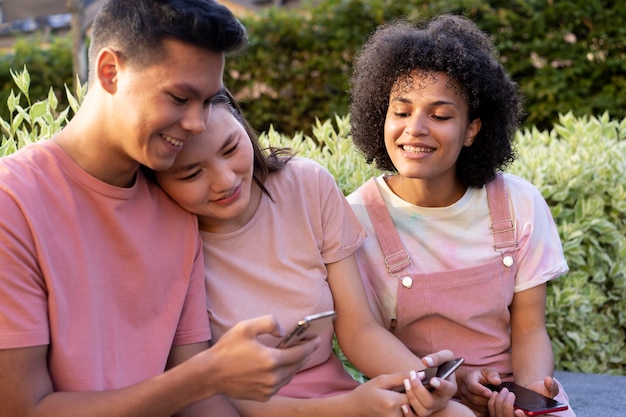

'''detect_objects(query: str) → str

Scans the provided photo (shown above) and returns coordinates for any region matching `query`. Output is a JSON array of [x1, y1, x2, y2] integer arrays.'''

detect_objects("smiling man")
[[0, 1, 318, 417]]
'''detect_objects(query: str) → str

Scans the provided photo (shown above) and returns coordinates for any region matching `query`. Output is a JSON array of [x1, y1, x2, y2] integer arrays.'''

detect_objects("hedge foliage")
[[0, 35, 74, 122], [2, 65, 625, 376], [0, 0, 624, 135], [228, 0, 626, 134]]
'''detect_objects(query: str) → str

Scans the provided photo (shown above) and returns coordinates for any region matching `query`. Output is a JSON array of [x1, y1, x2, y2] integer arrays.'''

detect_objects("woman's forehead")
[[390, 71, 462, 99]]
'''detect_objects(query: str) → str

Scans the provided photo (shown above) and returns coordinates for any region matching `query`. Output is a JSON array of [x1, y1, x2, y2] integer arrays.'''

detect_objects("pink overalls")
[[358, 175, 574, 416], [359, 174, 517, 376]]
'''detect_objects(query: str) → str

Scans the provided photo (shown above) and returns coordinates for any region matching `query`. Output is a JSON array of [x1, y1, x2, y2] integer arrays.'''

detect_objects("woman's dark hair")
[[349, 14, 523, 187], [212, 89, 294, 199]]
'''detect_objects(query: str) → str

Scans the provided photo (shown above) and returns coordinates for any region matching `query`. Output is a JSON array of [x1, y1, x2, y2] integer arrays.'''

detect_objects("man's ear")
[[464, 118, 482, 147], [96, 48, 120, 93]]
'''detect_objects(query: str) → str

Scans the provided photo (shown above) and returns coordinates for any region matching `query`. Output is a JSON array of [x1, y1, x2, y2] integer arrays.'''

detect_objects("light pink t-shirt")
[[0, 141, 210, 391], [202, 157, 365, 398]]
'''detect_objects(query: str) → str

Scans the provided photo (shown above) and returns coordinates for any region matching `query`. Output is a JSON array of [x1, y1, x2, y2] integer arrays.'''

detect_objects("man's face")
[[111, 39, 225, 174]]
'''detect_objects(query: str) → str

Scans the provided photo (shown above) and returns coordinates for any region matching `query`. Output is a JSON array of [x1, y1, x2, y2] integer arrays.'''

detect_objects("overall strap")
[[358, 178, 413, 288], [486, 173, 517, 266]]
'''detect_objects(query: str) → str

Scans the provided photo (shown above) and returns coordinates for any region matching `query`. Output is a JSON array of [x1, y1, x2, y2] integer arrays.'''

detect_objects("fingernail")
[[423, 356, 435, 367], [410, 370, 417, 380], [430, 378, 441, 389], [403, 378, 411, 392], [401, 405, 410, 415], [417, 370, 426, 381]]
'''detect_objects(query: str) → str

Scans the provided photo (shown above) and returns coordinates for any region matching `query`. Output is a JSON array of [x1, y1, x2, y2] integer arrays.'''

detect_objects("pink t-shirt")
[[0, 141, 210, 391], [202, 157, 365, 398]]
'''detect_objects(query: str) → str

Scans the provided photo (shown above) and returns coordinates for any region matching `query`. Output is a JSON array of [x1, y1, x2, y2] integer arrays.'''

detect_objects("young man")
[[0, 1, 318, 416]]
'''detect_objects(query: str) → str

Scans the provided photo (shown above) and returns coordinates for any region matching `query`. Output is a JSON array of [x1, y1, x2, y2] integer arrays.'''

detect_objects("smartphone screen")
[[486, 382, 569, 416], [276, 310, 337, 348]]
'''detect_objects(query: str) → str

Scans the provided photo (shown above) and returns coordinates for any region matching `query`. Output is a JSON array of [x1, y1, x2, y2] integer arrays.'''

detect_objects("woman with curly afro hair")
[[347, 14, 575, 417]]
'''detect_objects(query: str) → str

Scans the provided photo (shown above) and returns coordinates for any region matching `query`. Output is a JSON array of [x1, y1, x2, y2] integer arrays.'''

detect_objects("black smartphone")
[[486, 382, 569, 416], [422, 357, 464, 389], [392, 357, 464, 392], [276, 310, 337, 348]]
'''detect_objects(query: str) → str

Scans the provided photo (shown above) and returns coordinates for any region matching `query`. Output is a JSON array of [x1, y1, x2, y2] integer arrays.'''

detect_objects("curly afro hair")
[[349, 14, 523, 187]]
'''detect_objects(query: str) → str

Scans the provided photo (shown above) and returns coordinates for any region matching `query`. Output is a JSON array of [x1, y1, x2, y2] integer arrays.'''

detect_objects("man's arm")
[[0, 344, 198, 417], [0, 316, 319, 417], [169, 342, 240, 417]]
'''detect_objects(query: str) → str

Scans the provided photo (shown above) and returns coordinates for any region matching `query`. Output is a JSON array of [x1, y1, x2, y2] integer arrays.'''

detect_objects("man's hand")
[[194, 315, 320, 402]]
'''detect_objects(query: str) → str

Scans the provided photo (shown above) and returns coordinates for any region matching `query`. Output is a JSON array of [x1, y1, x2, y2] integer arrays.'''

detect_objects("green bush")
[[229, 0, 625, 134], [431, 0, 626, 131], [0, 34, 74, 123], [1, 1, 624, 135], [2, 68, 625, 375], [227, 0, 411, 136], [509, 112, 626, 374], [0, 67, 84, 156]]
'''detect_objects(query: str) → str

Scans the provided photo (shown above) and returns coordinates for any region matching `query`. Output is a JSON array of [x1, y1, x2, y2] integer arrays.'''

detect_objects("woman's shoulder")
[[285, 156, 329, 172], [268, 157, 337, 193], [499, 172, 550, 210], [280, 157, 335, 183]]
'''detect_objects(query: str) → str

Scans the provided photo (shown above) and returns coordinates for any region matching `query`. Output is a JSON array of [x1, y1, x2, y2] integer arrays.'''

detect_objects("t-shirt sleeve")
[[0, 185, 50, 349], [172, 232, 211, 345], [507, 176, 569, 292], [314, 162, 366, 264]]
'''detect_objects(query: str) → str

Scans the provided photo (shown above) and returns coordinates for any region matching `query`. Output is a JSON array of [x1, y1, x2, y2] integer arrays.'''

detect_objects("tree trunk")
[[67, 0, 87, 88]]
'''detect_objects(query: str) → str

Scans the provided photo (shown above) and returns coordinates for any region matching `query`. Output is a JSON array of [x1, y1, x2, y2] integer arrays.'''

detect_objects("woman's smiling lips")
[[401, 144, 435, 153], [399, 143, 435, 159], [211, 183, 242, 206]]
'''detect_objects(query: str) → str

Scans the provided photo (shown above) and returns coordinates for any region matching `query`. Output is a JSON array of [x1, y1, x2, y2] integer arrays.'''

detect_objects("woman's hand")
[[344, 373, 417, 417], [457, 367, 501, 417]]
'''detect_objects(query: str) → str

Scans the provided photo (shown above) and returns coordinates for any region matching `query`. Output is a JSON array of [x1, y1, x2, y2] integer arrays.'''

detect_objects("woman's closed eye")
[[223, 139, 240, 156], [179, 170, 203, 181]]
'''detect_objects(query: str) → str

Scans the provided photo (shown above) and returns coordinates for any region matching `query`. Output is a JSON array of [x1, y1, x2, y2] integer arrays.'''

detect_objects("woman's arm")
[[510, 283, 558, 396], [327, 254, 458, 412], [328, 255, 426, 375], [233, 374, 411, 417]]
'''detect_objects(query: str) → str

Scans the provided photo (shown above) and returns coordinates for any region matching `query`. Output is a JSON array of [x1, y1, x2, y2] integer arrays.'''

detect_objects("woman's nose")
[[405, 113, 429, 136], [209, 165, 237, 193]]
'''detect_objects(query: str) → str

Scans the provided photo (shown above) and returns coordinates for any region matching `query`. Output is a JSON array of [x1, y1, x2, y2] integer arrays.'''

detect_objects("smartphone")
[[276, 310, 337, 348], [422, 357, 464, 389], [392, 357, 464, 392], [486, 382, 569, 416]]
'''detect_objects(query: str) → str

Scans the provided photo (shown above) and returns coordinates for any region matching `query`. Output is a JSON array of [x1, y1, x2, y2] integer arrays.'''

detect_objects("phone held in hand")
[[486, 382, 569, 416], [276, 310, 337, 348], [422, 357, 464, 389], [392, 357, 464, 393]]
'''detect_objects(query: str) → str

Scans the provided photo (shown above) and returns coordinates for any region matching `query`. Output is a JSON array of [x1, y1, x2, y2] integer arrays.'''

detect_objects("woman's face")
[[384, 71, 481, 185], [155, 104, 257, 233]]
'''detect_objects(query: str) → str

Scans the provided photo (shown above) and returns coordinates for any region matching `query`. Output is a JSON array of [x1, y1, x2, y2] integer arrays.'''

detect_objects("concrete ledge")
[[554, 370, 626, 417]]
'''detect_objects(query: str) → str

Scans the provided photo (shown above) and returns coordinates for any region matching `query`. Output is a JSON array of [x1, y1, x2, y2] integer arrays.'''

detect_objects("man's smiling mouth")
[[162, 134, 184, 147]]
